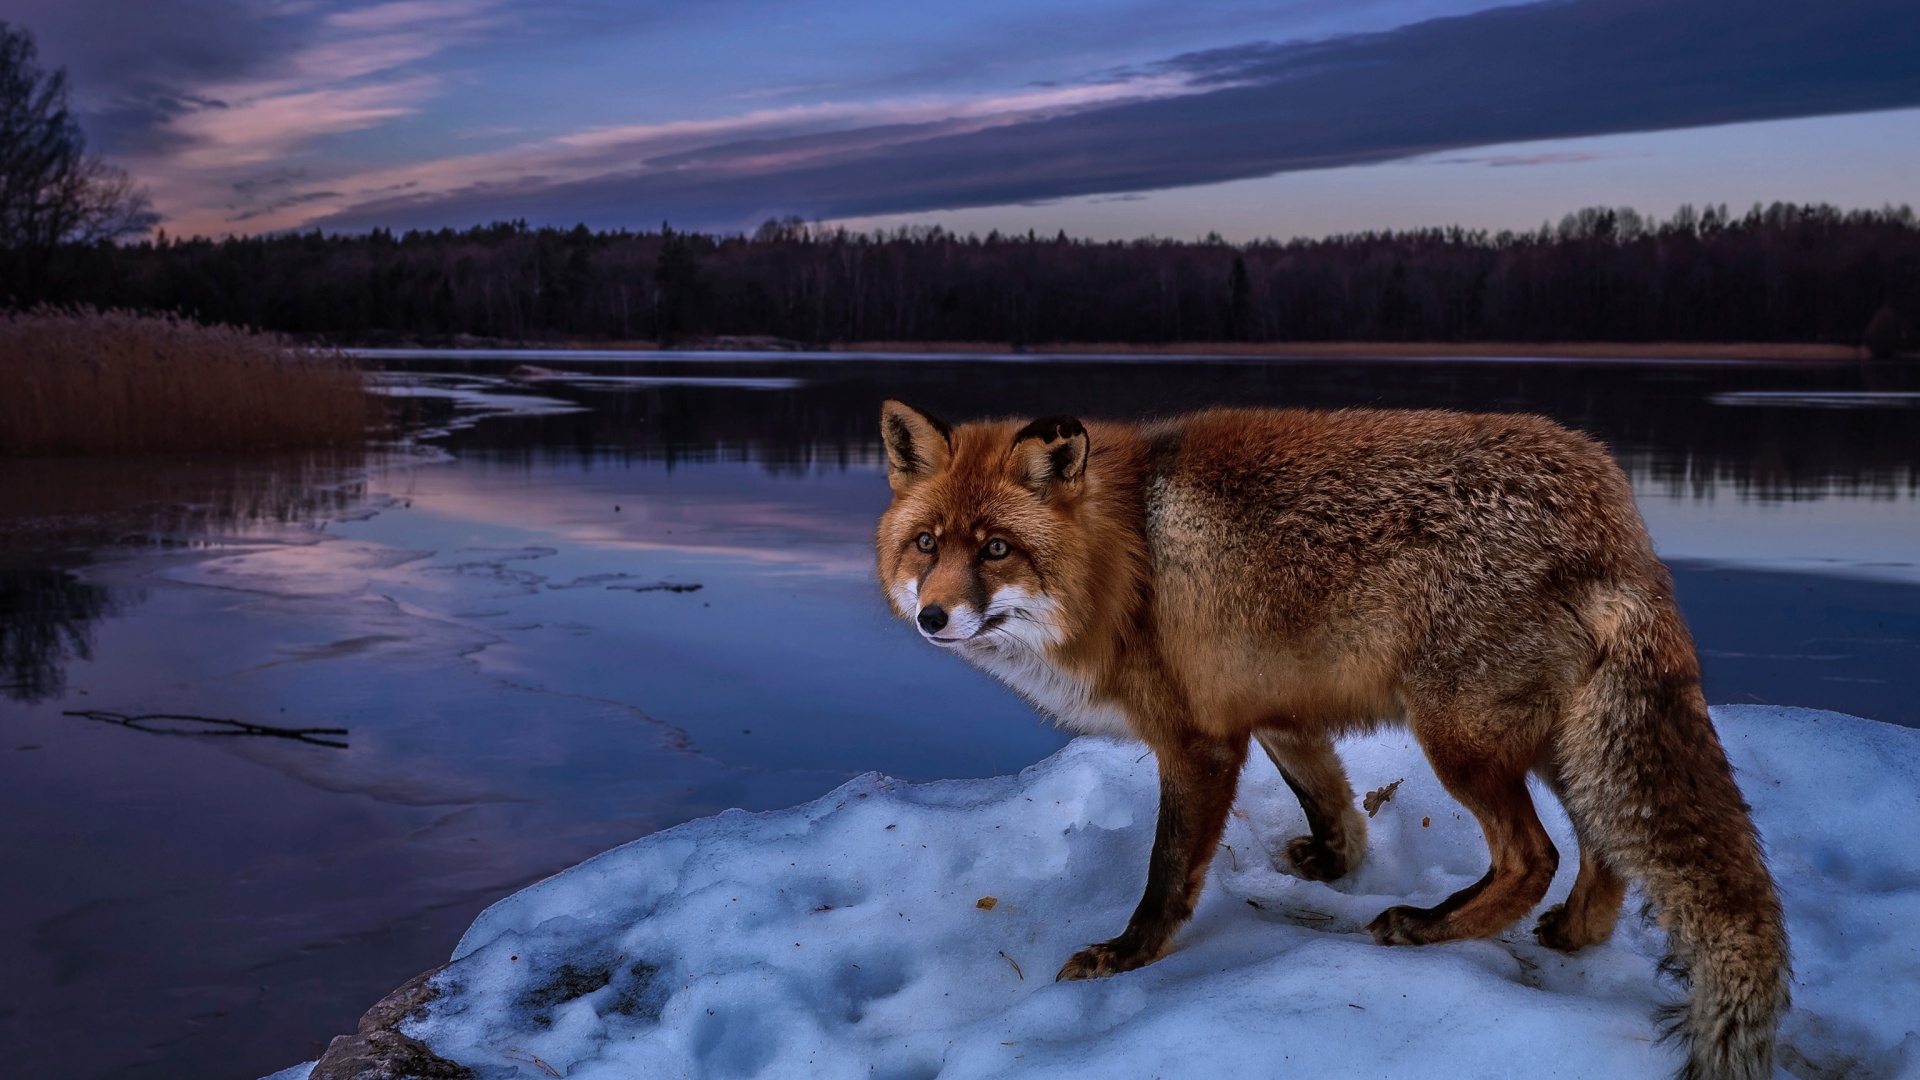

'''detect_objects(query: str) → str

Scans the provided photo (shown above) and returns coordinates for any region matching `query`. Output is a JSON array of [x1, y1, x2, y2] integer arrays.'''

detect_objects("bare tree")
[[0, 21, 157, 298]]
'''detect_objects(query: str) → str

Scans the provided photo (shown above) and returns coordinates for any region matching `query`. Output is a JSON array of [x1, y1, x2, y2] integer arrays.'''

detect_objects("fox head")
[[874, 400, 1092, 654]]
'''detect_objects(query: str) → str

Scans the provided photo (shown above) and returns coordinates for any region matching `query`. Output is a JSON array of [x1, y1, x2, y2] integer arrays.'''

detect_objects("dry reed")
[[1, 308, 384, 455]]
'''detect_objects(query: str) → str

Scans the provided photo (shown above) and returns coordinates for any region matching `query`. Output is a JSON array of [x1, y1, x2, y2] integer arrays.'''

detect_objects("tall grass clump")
[[0, 308, 383, 455]]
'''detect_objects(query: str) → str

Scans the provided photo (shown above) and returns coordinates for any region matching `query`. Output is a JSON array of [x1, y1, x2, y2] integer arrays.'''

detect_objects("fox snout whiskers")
[[911, 589, 1059, 650], [980, 592, 1061, 651]]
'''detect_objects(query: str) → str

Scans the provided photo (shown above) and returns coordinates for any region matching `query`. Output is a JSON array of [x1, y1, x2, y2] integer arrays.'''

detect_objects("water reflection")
[[0, 452, 377, 546], [383, 353, 1920, 494], [0, 452, 378, 706], [0, 564, 123, 702]]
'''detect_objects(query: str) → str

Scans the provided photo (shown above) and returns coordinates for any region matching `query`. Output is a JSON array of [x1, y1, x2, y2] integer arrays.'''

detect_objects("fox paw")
[[1282, 835, 1351, 882], [1056, 941, 1151, 981], [1366, 904, 1448, 946], [1533, 903, 1607, 952]]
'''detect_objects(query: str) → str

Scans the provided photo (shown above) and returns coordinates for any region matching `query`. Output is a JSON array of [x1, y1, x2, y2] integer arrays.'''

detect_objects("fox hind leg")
[[1256, 728, 1367, 882], [1369, 704, 1560, 946], [1534, 846, 1626, 951], [1533, 767, 1628, 951]]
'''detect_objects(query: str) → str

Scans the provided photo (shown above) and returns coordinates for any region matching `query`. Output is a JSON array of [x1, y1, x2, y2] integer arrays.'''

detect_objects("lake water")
[[2, 352, 1916, 1080]]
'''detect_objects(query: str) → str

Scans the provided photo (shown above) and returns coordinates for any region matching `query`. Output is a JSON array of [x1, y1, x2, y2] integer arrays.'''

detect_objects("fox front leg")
[[1058, 733, 1249, 980]]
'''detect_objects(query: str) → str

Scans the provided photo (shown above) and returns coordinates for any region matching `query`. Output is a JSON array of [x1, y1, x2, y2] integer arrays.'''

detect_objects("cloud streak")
[[159, 71, 1203, 231], [303, 0, 1920, 234]]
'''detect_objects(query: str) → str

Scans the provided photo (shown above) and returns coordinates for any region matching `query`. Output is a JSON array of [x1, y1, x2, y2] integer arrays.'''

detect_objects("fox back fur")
[[876, 402, 1789, 1080]]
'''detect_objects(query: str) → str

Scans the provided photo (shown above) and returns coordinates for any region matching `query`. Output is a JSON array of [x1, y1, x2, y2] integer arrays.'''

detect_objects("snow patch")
[[289, 707, 1920, 1079]]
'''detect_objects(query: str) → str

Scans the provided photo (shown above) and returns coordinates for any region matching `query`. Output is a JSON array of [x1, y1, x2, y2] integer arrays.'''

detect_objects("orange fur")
[[877, 402, 1789, 1080]]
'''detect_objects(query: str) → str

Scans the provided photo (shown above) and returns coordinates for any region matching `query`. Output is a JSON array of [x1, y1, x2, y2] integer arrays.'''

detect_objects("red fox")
[[876, 401, 1788, 1080]]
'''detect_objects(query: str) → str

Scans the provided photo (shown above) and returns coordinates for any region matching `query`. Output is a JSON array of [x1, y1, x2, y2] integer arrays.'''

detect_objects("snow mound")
[[388, 707, 1919, 1079]]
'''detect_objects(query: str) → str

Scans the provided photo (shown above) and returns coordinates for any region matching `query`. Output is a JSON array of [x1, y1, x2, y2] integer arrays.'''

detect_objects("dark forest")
[[16, 202, 1920, 354]]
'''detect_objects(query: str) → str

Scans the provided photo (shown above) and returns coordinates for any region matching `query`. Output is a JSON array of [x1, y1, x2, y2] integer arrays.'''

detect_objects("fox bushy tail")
[[1561, 583, 1791, 1080]]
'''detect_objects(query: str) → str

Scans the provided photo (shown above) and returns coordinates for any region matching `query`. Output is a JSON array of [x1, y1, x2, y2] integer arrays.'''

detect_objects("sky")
[[6, 0, 1919, 240]]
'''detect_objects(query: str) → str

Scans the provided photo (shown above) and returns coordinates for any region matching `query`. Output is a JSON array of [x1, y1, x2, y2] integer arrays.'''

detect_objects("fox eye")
[[915, 532, 935, 553], [983, 538, 1010, 560]]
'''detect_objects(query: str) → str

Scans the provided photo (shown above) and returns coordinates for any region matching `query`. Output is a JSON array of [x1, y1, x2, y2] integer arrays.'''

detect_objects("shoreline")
[[837, 340, 1871, 361], [362, 337, 1877, 362]]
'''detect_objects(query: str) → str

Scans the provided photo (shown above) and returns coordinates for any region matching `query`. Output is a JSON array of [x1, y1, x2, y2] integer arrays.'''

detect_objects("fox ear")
[[880, 400, 952, 491], [1011, 415, 1088, 494]]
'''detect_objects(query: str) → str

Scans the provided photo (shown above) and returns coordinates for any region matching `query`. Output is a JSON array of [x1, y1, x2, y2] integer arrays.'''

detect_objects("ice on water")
[[274, 706, 1920, 1078]]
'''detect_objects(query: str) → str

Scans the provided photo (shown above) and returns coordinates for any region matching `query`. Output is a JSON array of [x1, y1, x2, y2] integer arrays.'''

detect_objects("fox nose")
[[917, 605, 949, 634]]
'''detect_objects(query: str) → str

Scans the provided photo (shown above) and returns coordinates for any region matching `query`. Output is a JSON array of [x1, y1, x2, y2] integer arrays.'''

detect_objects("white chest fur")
[[960, 637, 1134, 739]]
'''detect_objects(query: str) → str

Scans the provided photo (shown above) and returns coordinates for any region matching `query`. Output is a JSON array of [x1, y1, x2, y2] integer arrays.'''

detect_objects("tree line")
[[16, 203, 1913, 354]]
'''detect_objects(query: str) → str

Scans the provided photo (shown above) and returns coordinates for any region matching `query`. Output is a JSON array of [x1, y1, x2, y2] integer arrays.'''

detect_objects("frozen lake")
[[2, 352, 1917, 1079]]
